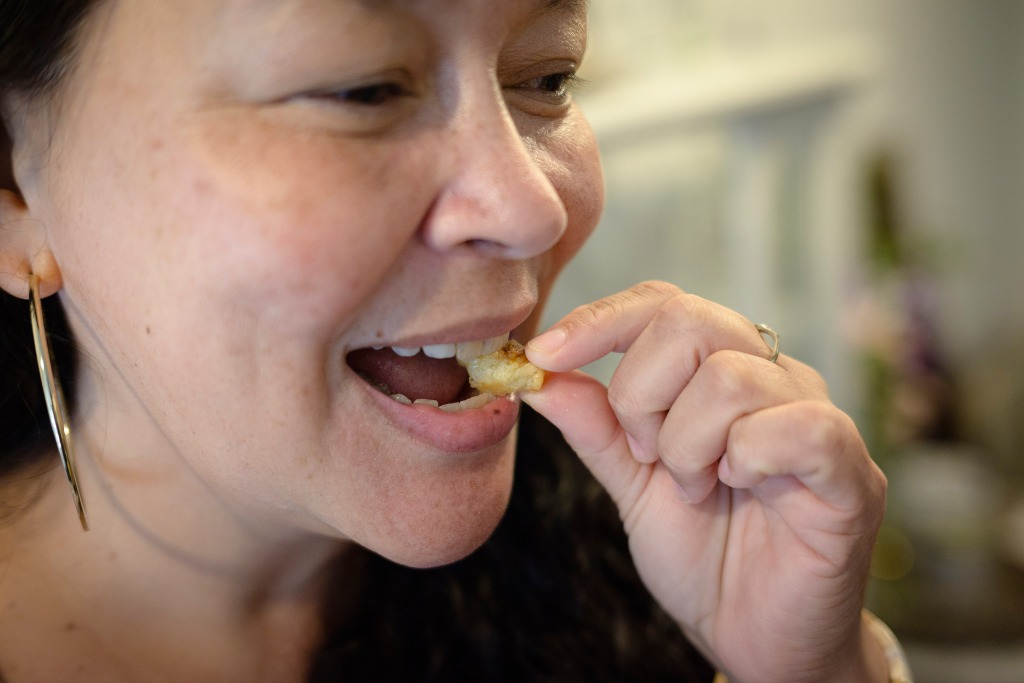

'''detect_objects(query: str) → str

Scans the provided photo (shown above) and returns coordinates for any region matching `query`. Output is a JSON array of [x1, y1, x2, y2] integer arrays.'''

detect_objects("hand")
[[522, 282, 889, 683]]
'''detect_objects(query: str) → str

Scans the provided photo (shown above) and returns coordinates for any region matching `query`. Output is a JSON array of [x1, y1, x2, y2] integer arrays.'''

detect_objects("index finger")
[[525, 281, 690, 371], [527, 280, 773, 374]]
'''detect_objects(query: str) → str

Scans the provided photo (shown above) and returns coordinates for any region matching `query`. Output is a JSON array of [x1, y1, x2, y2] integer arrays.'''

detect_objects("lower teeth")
[[360, 372, 495, 412], [357, 371, 392, 396], [439, 392, 496, 412], [385, 391, 496, 412]]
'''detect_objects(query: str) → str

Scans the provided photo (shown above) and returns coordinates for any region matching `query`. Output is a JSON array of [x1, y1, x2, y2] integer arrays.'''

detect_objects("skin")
[[0, 0, 888, 681], [524, 286, 889, 683]]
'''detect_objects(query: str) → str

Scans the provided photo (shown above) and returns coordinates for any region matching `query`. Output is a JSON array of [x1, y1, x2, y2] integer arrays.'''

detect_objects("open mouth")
[[346, 333, 509, 412]]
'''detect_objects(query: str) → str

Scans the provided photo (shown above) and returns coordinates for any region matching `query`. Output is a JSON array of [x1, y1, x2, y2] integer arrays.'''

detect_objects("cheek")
[[173, 120, 423, 319], [42, 112, 440, 468], [537, 112, 605, 293]]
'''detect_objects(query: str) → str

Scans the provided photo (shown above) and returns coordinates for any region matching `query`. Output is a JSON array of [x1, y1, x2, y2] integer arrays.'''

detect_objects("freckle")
[[64, 621, 77, 632], [374, 330, 384, 339], [145, 325, 152, 335]]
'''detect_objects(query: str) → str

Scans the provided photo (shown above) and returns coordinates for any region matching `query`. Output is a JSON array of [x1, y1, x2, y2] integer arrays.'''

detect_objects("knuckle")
[[698, 351, 756, 404], [567, 298, 617, 332], [653, 291, 711, 329], [562, 281, 687, 336], [875, 466, 889, 505], [789, 401, 850, 454], [632, 279, 682, 300], [793, 361, 830, 397], [567, 285, 654, 331], [606, 375, 649, 417], [650, 293, 735, 353], [655, 430, 688, 468], [655, 294, 695, 329]]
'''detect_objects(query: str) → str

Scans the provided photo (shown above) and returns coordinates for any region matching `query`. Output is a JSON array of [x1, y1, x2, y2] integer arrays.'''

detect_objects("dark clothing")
[[309, 407, 714, 682]]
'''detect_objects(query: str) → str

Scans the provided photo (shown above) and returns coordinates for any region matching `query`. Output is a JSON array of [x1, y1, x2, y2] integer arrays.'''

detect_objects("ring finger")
[[606, 293, 783, 462], [655, 349, 804, 502]]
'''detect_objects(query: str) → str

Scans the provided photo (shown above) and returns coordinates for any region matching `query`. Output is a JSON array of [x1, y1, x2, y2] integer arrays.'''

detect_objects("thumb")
[[521, 371, 644, 510]]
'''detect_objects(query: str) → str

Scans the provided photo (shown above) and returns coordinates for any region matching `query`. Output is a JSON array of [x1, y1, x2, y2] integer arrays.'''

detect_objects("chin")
[[380, 480, 513, 569], [369, 515, 510, 570], [345, 442, 517, 570], [384, 518, 506, 569]]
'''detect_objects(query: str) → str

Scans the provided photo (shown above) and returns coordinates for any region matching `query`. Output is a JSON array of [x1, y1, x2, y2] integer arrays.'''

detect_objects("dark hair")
[[0, 0, 97, 94], [310, 407, 713, 682], [0, 3, 712, 680]]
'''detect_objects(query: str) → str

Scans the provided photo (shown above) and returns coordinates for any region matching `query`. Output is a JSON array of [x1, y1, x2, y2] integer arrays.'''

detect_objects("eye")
[[278, 74, 419, 135], [514, 70, 582, 100], [315, 81, 411, 106], [532, 72, 579, 97]]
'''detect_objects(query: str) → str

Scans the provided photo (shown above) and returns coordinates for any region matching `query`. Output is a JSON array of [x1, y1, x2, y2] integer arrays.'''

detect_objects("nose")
[[420, 84, 569, 260]]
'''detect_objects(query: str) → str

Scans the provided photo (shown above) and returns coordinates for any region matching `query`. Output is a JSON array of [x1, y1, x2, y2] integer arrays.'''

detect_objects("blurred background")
[[543, 2, 1024, 681]]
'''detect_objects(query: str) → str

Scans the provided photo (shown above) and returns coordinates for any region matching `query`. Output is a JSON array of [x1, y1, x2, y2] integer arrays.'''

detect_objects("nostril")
[[461, 238, 516, 257]]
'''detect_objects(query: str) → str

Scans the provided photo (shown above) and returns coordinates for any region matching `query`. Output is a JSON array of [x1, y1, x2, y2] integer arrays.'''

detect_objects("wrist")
[[812, 610, 914, 683], [712, 611, 913, 683]]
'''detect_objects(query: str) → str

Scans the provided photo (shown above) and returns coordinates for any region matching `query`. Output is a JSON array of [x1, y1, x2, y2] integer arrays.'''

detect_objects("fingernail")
[[626, 433, 653, 463], [527, 327, 566, 356], [673, 481, 693, 503], [717, 455, 731, 483]]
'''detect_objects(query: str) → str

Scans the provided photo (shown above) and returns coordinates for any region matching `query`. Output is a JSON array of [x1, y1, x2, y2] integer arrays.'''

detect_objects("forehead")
[[67, 0, 587, 90], [193, 0, 587, 57], [218, 0, 586, 19]]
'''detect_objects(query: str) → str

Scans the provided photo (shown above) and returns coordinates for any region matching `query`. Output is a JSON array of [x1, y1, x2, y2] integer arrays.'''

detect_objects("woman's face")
[[12, 0, 602, 565]]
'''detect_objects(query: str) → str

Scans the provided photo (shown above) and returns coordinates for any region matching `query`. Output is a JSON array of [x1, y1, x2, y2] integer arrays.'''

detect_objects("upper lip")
[[348, 308, 535, 351]]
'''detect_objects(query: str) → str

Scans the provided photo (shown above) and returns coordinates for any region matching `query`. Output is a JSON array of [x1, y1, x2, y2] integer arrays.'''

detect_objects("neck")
[[0, 445, 348, 683]]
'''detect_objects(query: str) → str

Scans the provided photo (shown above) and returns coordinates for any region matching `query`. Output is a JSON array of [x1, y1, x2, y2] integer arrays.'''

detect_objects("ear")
[[0, 189, 62, 300], [1, 117, 62, 300]]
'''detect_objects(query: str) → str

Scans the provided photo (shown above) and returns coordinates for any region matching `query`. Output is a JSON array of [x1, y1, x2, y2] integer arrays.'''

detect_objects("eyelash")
[[317, 69, 581, 105], [323, 82, 410, 106], [515, 70, 582, 100]]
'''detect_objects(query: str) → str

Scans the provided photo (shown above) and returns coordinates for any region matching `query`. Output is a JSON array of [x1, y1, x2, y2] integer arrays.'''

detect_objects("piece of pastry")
[[460, 340, 545, 396]]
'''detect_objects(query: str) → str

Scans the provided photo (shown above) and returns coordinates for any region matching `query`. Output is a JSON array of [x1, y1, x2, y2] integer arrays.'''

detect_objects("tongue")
[[347, 348, 470, 404]]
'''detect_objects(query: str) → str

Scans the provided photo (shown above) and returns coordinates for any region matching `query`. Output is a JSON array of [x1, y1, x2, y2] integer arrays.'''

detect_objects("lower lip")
[[361, 381, 521, 454]]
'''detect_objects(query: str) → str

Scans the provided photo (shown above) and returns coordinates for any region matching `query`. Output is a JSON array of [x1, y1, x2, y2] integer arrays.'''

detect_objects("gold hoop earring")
[[29, 274, 89, 531]]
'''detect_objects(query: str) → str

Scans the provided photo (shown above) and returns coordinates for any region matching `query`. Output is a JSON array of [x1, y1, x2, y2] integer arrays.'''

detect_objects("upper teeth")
[[387, 333, 510, 363]]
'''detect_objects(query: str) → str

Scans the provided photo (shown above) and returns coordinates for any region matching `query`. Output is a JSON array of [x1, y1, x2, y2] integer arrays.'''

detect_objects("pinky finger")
[[718, 401, 886, 514]]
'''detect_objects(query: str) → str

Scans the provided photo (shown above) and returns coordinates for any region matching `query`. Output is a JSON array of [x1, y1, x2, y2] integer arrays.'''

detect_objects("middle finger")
[[607, 293, 777, 461], [657, 349, 802, 502]]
